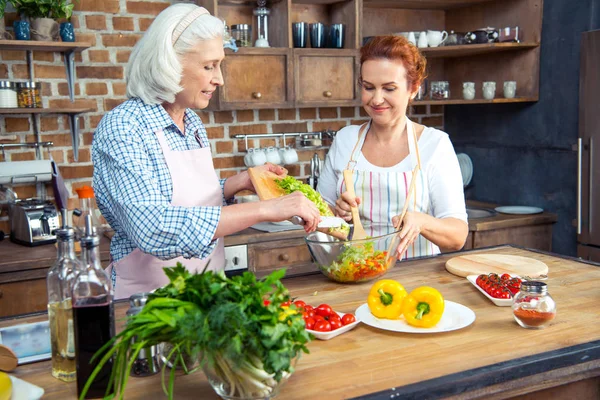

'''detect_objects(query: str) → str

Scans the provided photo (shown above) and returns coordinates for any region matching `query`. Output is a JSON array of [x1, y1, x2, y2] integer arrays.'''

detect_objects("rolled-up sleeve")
[[93, 114, 220, 261]]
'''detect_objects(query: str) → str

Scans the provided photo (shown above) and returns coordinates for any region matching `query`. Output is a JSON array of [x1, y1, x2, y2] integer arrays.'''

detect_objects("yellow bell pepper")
[[367, 279, 407, 319], [402, 286, 445, 328]]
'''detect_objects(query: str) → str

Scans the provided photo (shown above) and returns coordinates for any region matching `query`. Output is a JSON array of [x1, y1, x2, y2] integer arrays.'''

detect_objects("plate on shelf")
[[456, 153, 473, 187], [466, 275, 515, 307], [354, 301, 475, 334], [494, 206, 543, 215], [307, 311, 360, 340]]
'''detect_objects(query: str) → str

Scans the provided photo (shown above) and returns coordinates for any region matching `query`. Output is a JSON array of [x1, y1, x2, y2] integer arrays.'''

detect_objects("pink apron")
[[108, 128, 225, 300]]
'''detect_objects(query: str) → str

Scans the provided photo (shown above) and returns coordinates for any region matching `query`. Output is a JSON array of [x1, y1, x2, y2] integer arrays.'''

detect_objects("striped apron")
[[339, 119, 439, 259]]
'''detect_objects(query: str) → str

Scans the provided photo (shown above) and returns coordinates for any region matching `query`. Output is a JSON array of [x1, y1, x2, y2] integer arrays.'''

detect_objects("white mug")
[[426, 30, 448, 47], [281, 146, 298, 164], [417, 31, 428, 48], [244, 148, 255, 167], [482, 81, 496, 100], [407, 32, 416, 45], [265, 146, 281, 165], [250, 148, 267, 166], [503, 81, 517, 98], [462, 82, 475, 100]]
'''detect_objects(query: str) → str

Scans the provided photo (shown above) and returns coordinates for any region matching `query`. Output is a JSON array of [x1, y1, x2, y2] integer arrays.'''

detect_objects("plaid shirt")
[[93, 97, 225, 265]]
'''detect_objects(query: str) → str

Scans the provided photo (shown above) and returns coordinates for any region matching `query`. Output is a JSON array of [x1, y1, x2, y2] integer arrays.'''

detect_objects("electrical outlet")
[[224, 245, 248, 271]]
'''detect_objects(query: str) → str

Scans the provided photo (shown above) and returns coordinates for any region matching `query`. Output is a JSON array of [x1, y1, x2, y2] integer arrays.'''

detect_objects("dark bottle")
[[72, 215, 115, 399]]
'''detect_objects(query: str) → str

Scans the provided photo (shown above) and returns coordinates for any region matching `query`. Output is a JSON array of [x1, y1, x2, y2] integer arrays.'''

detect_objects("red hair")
[[360, 35, 427, 94]]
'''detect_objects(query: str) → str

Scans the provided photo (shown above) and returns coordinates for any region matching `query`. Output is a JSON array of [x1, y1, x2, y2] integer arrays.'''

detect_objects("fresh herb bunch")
[[81, 264, 311, 400]]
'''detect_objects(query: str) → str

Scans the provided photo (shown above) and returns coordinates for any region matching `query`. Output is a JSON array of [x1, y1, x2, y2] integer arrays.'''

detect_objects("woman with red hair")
[[318, 35, 468, 259]]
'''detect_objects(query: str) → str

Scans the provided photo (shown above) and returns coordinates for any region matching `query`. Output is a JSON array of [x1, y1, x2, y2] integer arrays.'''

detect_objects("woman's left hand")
[[392, 211, 428, 258], [246, 163, 287, 191]]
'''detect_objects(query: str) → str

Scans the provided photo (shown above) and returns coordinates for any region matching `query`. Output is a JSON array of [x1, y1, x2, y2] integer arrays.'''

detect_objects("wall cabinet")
[[199, 0, 542, 110]]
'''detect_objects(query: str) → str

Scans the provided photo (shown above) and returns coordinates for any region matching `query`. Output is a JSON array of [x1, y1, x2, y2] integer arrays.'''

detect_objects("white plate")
[[466, 275, 515, 307], [9, 375, 45, 400], [456, 153, 473, 187], [494, 206, 543, 215], [355, 301, 475, 333], [306, 311, 360, 340]]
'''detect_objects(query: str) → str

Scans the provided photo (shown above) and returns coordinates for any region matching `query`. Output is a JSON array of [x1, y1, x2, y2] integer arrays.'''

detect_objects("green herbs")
[[275, 176, 333, 217], [80, 265, 311, 400]]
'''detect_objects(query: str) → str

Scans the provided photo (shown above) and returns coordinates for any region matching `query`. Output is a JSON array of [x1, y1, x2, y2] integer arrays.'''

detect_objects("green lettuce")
[[275, 176, 334, 217]]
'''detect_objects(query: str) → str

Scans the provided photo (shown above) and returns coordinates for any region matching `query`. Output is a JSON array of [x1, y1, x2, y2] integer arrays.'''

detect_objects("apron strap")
[[154, 129, 170, 152], [345, 122, 370, 171]]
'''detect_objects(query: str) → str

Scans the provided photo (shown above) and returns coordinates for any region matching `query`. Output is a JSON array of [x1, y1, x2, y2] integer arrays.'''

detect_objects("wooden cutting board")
[[445, 254, 548, 277], [247, 167, 287, 201]]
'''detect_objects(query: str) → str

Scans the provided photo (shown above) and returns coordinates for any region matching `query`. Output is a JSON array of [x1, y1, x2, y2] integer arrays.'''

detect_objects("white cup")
[[482, 81, 496, 100], [250, 148, 267, 166], [462, 82, 475, 100], [503, 81, 517, 99], [407, 32, 416, 45], [244, 149, 255, 167], [282, 146, 298, 164], [417, 31, 428, 48], [265, 146, 281, 164], [426, 30, 448, 47]]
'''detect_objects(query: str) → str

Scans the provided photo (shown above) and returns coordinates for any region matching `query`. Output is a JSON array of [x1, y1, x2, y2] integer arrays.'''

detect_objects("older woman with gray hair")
[[92, 3, 320, 299]]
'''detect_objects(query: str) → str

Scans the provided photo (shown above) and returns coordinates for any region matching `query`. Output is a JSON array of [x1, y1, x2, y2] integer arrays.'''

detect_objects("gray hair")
[[126, 3, 224, 105]]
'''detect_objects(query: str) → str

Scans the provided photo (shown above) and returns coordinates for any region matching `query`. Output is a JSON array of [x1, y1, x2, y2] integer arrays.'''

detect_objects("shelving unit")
[[0, 40, 91, 161], [421, 42, 539, 58], [413, 97, 538, 105]]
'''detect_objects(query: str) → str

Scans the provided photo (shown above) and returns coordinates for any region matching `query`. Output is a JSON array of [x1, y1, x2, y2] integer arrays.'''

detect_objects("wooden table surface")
[[2, 245, 599, 399]]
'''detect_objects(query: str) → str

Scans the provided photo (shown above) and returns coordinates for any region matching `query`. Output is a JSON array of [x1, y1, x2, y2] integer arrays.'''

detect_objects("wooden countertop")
[[2, 246, 599, 399], [466, 200, 558, 232]]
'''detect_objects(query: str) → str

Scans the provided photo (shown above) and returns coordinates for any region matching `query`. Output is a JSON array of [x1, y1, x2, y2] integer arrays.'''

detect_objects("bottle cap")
[[521, 281, 547, 294], [55, 208, 75, 239], [80, 214, 99, 248], [75, 186, 95, 199]]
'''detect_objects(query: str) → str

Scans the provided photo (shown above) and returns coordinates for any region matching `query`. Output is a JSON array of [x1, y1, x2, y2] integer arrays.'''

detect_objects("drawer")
[[248, 238, 317, 278], [0, 278, 48, 318]]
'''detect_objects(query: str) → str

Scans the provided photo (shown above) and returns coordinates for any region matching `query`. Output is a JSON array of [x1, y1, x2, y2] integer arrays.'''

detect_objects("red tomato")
[[341, 314, 356, 325], [305, 309, 316, 319], [293, 300, 306, 310], [263, 300, 270, 306], [501, 273, 511, 281], [281, 300, 291, 307], [313, 320, 332, 332], [315, 304, 333, 318], [313, 314, 325, 322], [329, 317, 343, 330], [304, 317, 315, 330], [303, 304, 314, 313]]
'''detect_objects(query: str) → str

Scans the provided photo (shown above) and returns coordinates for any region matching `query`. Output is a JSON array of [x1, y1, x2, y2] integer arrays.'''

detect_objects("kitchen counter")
[[466, 200, 558, 232], [2, 246, 599, 399]]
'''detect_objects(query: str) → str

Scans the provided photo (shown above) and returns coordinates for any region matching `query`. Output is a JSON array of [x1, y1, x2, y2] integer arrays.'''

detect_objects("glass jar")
[[17, 81, 41, 108], [430, 81, 450, 100], [231, 24, 252, 47], [0, 80, 18, 108], [512, 281, 556, 329]]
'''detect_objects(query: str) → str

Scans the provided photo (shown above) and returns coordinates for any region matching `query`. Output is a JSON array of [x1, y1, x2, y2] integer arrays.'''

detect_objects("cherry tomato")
[[293, 300, 306, 310], [305, 309, 316, 319], [304, 317, 315, 330], [315, 304, 333, 318], [313, 320, 332, 332], [501, 273, 511, 281], [329, 317, 343, 330], [341, 314, 356, 325], [313, 314, 325, 322], [263, 300, 270, 306], [281, 300, 291, 307], [303, 304, 314, 313]]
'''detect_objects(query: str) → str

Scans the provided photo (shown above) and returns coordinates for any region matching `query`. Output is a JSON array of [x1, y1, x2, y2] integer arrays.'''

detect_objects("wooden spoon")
[[343, 169, 367, 240], [0, 344, 18, 372]]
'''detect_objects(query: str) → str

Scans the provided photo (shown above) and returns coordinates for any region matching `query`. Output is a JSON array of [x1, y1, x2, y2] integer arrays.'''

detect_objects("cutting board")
[[445, 254, 548, 278]]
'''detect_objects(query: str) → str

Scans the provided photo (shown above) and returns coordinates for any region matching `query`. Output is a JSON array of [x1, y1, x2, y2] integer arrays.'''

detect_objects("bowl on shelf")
[[305, 224, 400, 283]]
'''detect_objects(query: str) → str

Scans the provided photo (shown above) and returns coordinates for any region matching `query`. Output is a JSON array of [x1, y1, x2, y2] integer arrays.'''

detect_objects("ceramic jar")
[[462, 82, 475, 100], [503, 81, 517, 98], [482, 81, 496, 100]]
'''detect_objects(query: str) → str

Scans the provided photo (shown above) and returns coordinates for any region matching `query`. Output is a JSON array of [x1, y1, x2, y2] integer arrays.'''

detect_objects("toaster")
[[9, 198, 59, 246]]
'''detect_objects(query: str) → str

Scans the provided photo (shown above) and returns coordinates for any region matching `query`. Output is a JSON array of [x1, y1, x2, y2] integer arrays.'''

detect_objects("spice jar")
[[231, 24, 252, 47], [0, 80, 18, 108], [430, 81, 450, 100], [17, 81, 41, 108], [512, 281, 556, 329]]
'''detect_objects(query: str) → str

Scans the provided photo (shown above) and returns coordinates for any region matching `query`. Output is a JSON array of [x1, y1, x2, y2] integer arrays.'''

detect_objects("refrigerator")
[[577, 30, 600, 262]]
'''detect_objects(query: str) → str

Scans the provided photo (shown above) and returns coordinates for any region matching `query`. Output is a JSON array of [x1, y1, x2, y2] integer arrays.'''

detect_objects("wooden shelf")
[[364, 0, 497, 10], [413, 97, 538, 105], [0, 40, 91, 52], [422, 42, 539, 58], [0, 108, 94, 115]]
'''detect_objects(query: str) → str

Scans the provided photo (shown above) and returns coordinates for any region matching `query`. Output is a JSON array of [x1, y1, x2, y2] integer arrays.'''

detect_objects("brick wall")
[[0, 0, 444, 234]]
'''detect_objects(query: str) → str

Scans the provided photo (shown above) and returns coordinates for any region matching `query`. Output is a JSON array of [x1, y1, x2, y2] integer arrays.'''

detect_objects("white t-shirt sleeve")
[[426, 133, 468, 222]]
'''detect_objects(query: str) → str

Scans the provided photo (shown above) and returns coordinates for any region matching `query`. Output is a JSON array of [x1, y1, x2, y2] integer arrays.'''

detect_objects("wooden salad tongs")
[[386, 165, 420, 258], [343, 170, 367, 241]]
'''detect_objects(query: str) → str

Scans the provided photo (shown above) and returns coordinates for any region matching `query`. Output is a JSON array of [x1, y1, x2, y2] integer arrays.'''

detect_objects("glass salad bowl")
[[305, 224, 401, 283]]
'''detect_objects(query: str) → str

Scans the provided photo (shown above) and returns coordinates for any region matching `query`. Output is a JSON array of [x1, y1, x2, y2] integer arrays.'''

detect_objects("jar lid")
[[129, 292, 151, 307], [76, 185, 95, 199], [231, 24, 251, 30], [520, 281, 547, 294], [0, 80, 15, 89], [17, 81, 39, 88]]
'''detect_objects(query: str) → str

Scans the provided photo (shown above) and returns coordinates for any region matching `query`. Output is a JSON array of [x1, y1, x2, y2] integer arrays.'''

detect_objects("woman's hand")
[[392, 211, 429, 258], [335, 191, 361, 222], [265, 191, 321, 233], [245, 163, 287, 192]]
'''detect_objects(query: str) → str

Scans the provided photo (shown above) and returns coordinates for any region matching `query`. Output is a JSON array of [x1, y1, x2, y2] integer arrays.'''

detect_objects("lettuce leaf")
[[275, 176, 334, 217]]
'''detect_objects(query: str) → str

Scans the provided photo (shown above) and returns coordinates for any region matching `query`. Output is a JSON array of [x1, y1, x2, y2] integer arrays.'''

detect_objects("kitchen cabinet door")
[[247, 238, 317, 278], [216, 49, 293, 110], [295, 49, 359, 107], [0, 278, 47, 318]]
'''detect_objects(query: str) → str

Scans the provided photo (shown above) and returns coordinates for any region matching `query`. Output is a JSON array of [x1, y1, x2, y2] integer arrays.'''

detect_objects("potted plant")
[[10, 0, 77, 41]]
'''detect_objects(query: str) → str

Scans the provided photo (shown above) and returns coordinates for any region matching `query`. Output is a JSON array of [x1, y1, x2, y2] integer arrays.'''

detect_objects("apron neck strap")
[[345, 122, 370, 171]]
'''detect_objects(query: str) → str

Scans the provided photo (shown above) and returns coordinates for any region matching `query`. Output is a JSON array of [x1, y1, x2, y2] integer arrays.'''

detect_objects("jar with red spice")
[[512, 281, 556, 329]]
